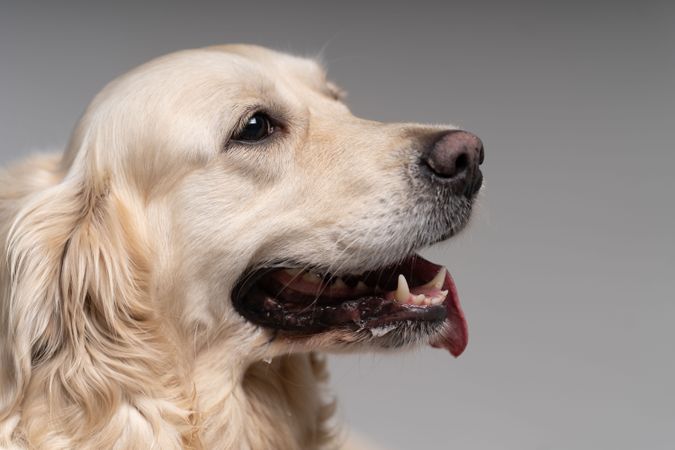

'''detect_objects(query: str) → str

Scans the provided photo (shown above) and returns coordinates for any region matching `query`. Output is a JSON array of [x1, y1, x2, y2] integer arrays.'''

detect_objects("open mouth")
[[232, 254, 468, 357]]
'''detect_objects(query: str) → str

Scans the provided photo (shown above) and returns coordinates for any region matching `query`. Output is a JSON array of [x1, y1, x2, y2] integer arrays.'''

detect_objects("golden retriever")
[[0, 44, 484, 449]]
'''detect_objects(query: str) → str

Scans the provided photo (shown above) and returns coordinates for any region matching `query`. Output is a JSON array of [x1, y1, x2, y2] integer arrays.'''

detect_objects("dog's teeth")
[[333, 278, 348, 289], [430, 290, 448, 305], [355, 281, 369, 293], [395, 275, 410, 303], [424, 267, 447, 290], [412, 294, 426, 305]]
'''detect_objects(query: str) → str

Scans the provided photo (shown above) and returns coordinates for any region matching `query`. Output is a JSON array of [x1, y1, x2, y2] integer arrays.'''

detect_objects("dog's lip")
[[232, 255, 468, 357]]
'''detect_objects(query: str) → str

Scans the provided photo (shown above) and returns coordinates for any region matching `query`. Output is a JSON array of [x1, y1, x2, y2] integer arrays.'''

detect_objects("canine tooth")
[[425, 267, 447, 290], [395, 275, 410, 303], [355, 281, 369, 293]]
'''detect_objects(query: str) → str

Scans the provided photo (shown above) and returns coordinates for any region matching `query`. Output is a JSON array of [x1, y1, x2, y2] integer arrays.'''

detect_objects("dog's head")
[[124, 45, 483, 360], [1, 45, 484, 420]]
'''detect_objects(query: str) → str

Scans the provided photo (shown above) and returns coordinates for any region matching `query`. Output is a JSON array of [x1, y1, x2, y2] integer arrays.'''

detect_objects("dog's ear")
[[0, 178, 82, 434], [0, 170, 184, 442]]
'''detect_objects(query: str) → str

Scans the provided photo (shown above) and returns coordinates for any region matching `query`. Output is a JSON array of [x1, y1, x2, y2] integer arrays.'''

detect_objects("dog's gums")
[[233, 254, 469, 357]]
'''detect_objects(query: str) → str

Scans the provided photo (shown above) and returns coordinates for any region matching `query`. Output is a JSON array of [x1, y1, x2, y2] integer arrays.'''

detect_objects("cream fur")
[[0, 45, 459, 449]]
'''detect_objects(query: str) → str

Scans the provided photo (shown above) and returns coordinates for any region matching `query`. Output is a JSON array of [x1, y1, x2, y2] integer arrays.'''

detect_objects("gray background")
[[2, 1, 674, 449]]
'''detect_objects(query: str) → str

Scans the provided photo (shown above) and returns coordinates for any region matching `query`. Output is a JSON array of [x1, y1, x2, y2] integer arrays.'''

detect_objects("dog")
[[0, 44, 484, 449]]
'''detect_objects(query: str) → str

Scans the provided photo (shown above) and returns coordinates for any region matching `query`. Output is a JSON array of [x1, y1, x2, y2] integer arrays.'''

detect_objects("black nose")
[[422, 130, 484, 197]]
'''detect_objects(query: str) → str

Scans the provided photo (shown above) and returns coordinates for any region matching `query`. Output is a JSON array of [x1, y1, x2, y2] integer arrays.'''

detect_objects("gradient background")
[[2, 1, 674, 449]]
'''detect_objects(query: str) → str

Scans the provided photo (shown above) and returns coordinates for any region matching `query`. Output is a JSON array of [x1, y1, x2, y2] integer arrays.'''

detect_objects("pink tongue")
[[430, 270, 468, 358]]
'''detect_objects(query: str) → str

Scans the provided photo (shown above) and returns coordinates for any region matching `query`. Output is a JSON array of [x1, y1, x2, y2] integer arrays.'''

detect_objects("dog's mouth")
[[232, 254, 468, 357]]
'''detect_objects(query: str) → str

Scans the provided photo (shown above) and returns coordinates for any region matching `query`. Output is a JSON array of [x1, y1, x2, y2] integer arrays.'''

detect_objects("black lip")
[[235, 282, 446, 333], [231, 255, 449, 334]]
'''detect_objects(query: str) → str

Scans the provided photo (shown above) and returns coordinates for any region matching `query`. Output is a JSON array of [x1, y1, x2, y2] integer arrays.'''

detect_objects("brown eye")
[[233, 113, 274, 142]]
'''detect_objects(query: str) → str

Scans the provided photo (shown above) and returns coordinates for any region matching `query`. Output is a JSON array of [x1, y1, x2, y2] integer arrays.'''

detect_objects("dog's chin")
[[292, 318, 452, 355], [232, 254, 468, 358]]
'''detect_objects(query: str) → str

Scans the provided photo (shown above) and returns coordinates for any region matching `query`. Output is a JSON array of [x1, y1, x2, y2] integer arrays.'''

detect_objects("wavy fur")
[[0, 44, 460, 449]]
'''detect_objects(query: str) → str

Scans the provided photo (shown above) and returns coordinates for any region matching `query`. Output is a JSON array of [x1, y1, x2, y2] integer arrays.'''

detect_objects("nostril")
[[455, 152, 469, 173]]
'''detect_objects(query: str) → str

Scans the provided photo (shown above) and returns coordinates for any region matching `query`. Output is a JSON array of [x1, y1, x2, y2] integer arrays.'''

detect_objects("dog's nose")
[[422, 130, 484, 197]]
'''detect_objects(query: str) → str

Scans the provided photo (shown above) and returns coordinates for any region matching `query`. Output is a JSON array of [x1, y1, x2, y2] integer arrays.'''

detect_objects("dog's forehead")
[[215, 44, 325, 76], [208, 44, 335, 96], [113, 45, 339, 107]]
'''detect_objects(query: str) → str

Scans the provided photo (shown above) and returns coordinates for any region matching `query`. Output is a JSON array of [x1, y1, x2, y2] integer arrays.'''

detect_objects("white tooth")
[[431, 290, 449, 305], [355, 281, 369, 293], [425, 267, 447, 290], [333, 278, 348, 289], [395, 275, 410, 303], [412, 294, 426, 305]]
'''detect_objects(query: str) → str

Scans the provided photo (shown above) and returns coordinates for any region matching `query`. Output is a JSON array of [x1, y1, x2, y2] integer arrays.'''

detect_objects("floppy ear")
[[0, 170, 189, 444], [0, 178, 82, 435]]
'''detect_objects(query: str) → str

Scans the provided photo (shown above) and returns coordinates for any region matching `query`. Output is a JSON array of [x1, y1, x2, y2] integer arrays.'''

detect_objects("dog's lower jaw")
[[193, 347, 337, 450]]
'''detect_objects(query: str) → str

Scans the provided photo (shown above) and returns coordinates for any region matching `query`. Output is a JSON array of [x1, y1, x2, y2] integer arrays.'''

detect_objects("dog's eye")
[[232, 113, 275, 142]]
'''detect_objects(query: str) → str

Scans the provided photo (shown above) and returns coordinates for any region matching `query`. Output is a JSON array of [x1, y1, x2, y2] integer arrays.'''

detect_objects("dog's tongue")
[[429, 269, 468, 357]]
